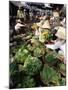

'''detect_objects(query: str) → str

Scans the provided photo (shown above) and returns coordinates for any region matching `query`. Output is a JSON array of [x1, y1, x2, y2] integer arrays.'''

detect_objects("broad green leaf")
[[45, 51, 58, 65], [40, 65, 60, 85]]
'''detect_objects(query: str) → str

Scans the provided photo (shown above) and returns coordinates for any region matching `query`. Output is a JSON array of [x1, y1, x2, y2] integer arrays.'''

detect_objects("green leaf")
[[33, 44, 45, 57], [10, 62, 18, 76], [23, 55, 42, 76], [34, 47, 42, 57], [15, 47, 29, 63], [40, 65, 60, 85], [59, 63, 66, 76], [39, 34, 45, 43], [59, 78, 66, 86], [18, 76, 35, 88], [27, 44, 34, 51], [45, 51, 58, 65]]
